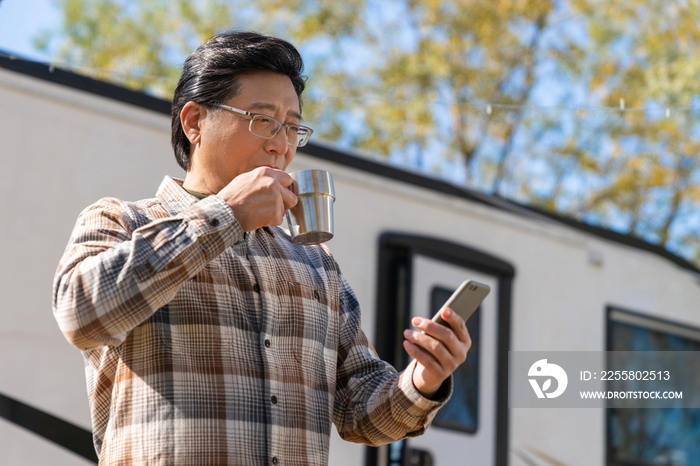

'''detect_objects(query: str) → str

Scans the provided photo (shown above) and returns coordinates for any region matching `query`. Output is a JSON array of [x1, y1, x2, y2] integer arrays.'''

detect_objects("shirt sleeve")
[[331, 271, 452, 446], [52, 195, 243, 351]]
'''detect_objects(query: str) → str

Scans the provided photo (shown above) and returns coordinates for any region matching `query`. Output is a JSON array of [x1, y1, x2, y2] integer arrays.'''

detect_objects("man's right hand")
[[216, 167, 298, 232]]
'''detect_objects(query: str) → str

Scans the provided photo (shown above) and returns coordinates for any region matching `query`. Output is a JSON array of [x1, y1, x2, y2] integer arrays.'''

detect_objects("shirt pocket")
[[278, 282, 339, 381]]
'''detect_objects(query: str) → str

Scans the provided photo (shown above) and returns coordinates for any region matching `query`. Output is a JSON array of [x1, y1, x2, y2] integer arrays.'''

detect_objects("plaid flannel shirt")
[[52, 177, 450, 466]]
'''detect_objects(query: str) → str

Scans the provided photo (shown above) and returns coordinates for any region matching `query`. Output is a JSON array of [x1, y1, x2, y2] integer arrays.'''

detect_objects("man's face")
[[188, 71, 301, 193]]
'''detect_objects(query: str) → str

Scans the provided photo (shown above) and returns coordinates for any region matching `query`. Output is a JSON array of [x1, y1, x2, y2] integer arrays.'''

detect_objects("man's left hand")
[[403, 308, 472, 398]]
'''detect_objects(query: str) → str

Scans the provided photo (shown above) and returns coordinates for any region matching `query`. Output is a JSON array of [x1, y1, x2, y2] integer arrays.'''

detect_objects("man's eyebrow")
[[249, 102, 303, 122]]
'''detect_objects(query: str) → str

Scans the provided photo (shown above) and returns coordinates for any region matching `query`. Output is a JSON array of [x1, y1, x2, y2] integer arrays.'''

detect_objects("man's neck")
[[183, 187, 209, 199], [182, 171, 218, 198]]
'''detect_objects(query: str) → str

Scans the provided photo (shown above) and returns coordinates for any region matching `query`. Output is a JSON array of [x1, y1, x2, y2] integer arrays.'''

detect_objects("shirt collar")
[[156, 176, 275, 237]]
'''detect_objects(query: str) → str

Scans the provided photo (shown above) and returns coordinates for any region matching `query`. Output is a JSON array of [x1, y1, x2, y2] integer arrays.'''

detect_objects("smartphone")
[[431, 280, 490, 327]]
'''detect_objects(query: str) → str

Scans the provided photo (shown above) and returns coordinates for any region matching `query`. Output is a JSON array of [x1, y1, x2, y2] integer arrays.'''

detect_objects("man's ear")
[[180, 101, 207, 146]]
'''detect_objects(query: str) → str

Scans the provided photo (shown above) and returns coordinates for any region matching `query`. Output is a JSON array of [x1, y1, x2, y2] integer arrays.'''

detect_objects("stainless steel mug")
[[286, 169, 335, 245]]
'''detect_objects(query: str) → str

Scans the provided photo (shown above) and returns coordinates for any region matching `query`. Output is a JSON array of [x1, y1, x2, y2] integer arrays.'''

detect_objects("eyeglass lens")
[[250, 115, 310, 147]]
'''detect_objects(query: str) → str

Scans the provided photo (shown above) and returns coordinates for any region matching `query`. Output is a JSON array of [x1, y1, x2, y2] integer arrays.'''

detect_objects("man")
[[53, 31, 471, 465]]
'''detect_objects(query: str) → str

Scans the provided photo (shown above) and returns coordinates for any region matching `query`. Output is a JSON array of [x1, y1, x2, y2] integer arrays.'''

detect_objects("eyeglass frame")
[[209, 103, 314, 148]]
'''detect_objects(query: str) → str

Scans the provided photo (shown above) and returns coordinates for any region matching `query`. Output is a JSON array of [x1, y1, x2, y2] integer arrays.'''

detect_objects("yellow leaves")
[[579, 0, 700, 109], [627, 158, 643, 171], [616, 170, 639, 193], [621, 157, 671, 190], [282, 0, 364, 41], [177, 0, 232, 44], [510, 0, 554, 20], [687, 185, 700, 202], [649, 164, 671, 187], [601, 63, 616, 77], [39, 0, 257, 98]]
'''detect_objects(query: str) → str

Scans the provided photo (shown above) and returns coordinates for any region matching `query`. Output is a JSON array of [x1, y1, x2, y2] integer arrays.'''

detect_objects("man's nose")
[[264, 127, 290, 155]]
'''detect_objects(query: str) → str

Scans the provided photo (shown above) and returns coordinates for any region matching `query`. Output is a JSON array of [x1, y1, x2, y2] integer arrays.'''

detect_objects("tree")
[[566, 0, 700, 262], [33, 0, 236, 96], [35, 0, 700, 266]]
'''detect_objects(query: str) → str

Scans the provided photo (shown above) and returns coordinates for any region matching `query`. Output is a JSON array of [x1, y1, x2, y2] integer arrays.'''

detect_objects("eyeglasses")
[[210, 103, 314, 148]]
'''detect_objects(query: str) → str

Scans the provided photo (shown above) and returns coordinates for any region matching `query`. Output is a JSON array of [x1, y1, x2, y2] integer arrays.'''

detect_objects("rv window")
[[607, 308, 700, 466], [430, 286, 480, 434]]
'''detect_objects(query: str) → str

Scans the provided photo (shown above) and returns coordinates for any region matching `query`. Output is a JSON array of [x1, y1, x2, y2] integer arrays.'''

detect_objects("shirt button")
[[271, 396, 278, 405], [313, 289, 320, 300], [264, 339, 271, 348], [209, 218, 220, 227], [272, 457, 278, 465], [253, 283, 260, 293]]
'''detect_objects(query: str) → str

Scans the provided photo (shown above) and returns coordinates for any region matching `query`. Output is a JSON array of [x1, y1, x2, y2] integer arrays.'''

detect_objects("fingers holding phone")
[[403, 310, 470, 396], [435, 306, 472, 348], [402, 280, 489, 398]]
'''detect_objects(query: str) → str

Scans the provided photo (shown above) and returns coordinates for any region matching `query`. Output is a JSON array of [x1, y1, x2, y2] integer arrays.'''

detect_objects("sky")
[[0, 0, 60, 62]]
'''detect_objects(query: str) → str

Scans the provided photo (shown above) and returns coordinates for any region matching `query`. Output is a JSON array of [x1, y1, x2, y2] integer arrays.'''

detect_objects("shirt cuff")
[[397, 360, 453, 417], [179, 195, 243, 248]]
